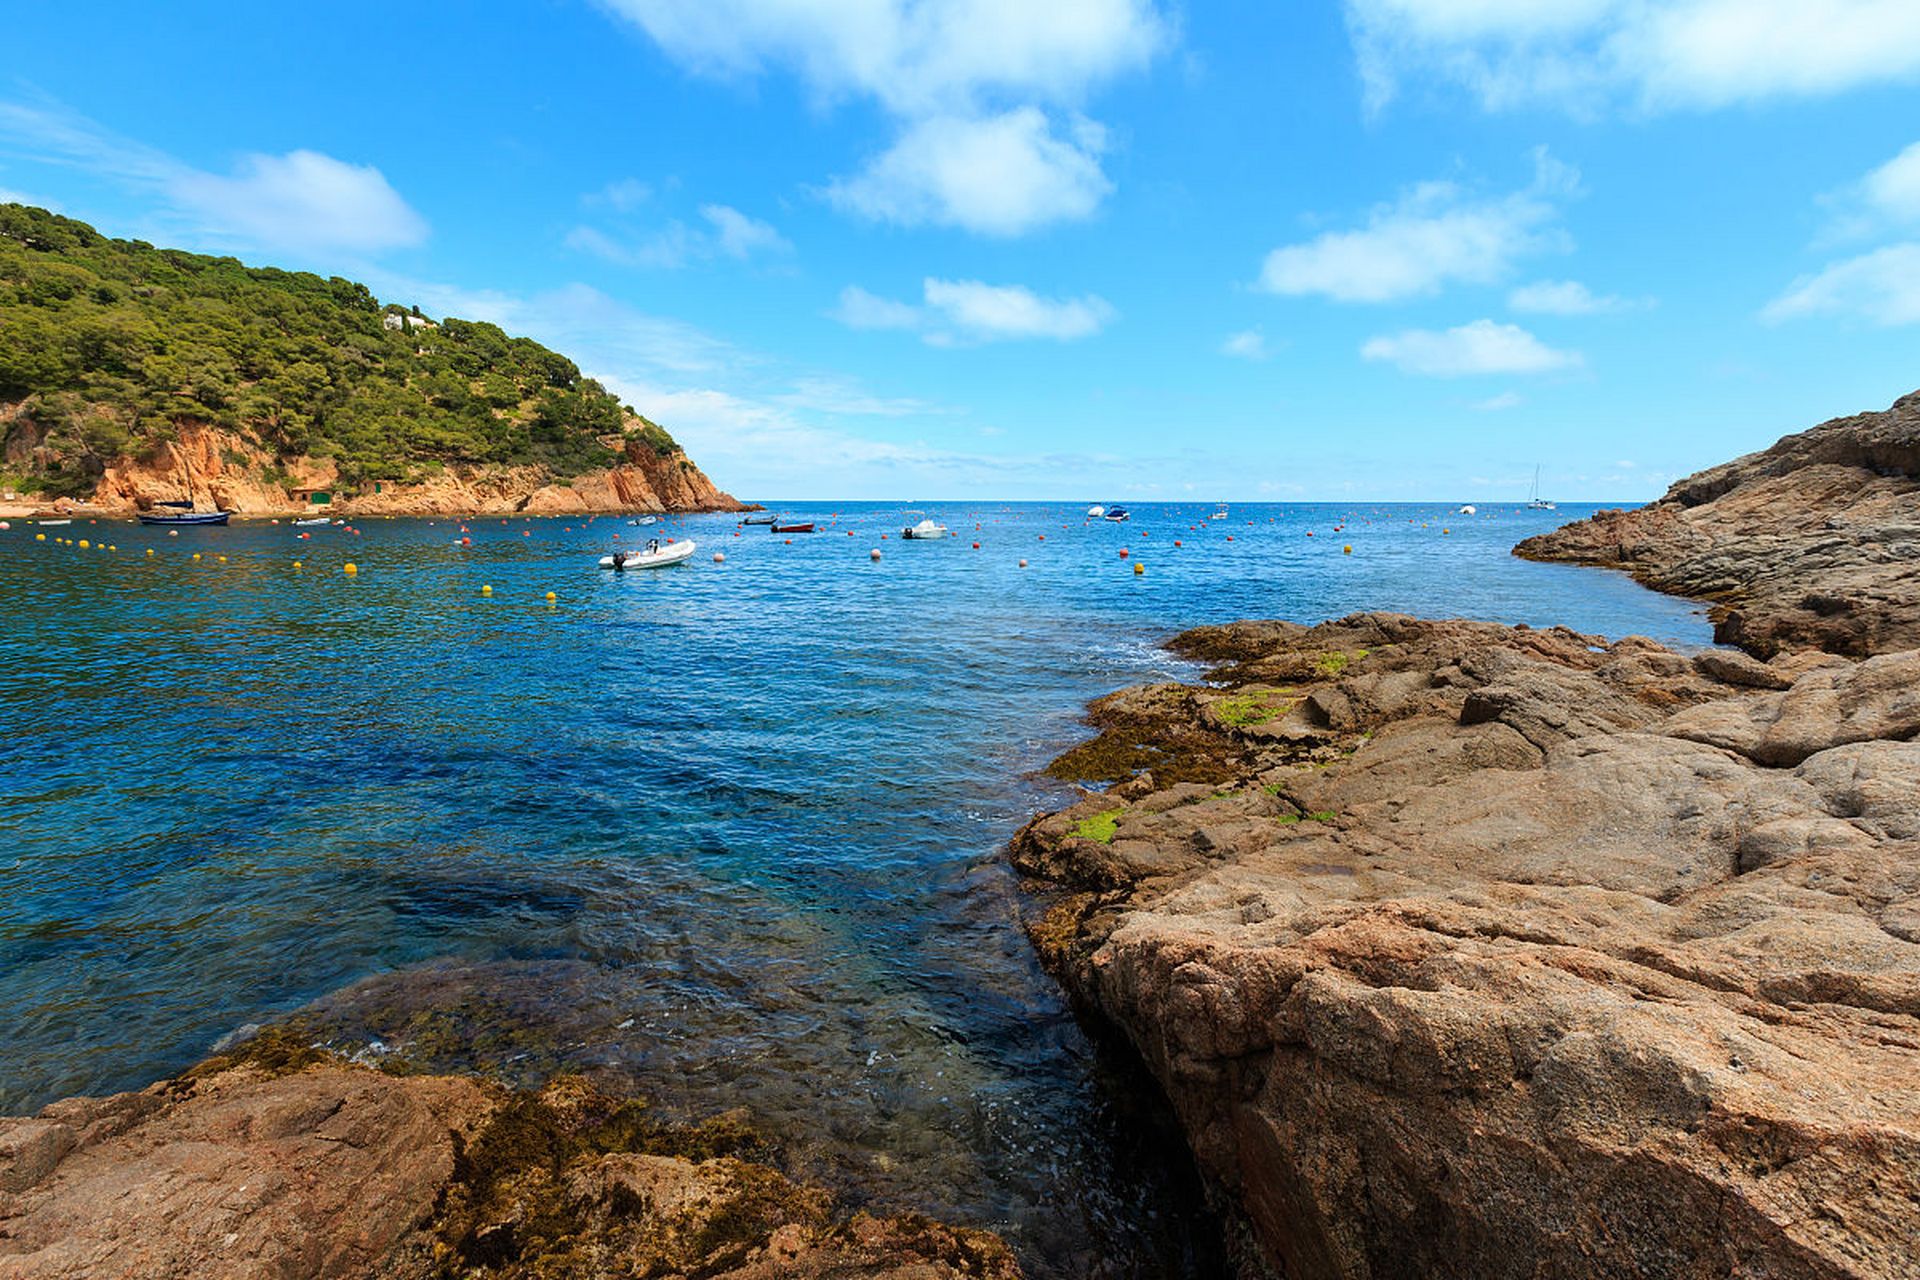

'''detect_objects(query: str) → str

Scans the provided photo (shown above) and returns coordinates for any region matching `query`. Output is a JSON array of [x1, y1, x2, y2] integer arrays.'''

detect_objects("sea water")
[[0, 501, 1709, 1276]]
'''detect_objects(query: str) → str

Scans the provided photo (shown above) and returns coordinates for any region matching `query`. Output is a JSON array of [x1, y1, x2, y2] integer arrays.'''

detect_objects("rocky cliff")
[[1013, 613, 1920, 1279], [1516, 390, 1920, 658], [0, 1033, 1017, 1280], [4, 413, 745, 518]]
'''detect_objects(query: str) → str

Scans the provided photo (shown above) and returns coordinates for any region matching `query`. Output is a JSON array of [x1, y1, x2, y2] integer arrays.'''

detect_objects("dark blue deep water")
[[0, 501, 1709, 1275]]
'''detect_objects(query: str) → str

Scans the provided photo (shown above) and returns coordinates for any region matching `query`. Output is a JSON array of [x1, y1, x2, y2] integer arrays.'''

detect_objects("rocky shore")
[[1516, 390, 1920, 658], [1013, 615, 1919, 1278], [2, 420, 749, 520], [0, 1031, 1018, 1279], [1011, 397, 1920, 1277]]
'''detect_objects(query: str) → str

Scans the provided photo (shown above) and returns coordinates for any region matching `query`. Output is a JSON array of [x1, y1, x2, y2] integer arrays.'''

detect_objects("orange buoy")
[[1118, 548, 1128, 558]]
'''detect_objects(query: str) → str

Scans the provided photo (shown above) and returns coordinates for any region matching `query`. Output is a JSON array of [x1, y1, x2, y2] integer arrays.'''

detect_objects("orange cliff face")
[[64, 421, 748, 517]]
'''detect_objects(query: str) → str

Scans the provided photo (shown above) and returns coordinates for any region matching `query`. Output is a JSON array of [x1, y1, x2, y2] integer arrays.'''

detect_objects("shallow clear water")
[[0, 501, 1709, 1275]]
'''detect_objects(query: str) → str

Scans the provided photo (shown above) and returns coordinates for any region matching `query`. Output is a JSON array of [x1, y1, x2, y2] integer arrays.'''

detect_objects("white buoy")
[[870, 548, 882, 561], [713, 552, 725, 563]]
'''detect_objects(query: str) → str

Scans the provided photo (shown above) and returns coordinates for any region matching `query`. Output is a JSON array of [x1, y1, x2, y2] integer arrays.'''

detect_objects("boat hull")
[[599, 540, 697, 569], [137, 511, 230, 526], [771, 523, 815, 533]]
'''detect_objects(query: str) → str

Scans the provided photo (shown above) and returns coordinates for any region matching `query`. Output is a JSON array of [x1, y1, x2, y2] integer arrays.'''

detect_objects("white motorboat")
[[1209, 504, 1229, 520], [902, 519, 949, 540], [292, 517, 330, 527], [1459, 504, 1477, 515], [1086, 505, 1105, 518], [628, 515, 658, 526], [599, 538, 696, 569]]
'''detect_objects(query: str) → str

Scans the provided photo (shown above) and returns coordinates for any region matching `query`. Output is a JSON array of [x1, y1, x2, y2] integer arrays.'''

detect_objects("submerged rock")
[[1516, 389, 1920, 658], [0, 1032, 1020, 1279], [1014, 613, 1920, 1279]]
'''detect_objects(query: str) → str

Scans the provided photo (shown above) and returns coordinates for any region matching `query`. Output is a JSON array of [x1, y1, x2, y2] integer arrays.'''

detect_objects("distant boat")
[[772, 522, 815, 534], [1104, 505, 1131, 522], [292, 517, 330, 527], [1209, 503, 1229, 521], [902, 518, 949, 540], [1526, 466, 1556, 511], [138, 509, 230, 526], [742, 513, 777, 525], [36, 518, 71, 527], [1459, 504, 1477, 515], [628, 515, 659, 526], [1086, 505, 1105, 518], [600, 538, 696, 569]]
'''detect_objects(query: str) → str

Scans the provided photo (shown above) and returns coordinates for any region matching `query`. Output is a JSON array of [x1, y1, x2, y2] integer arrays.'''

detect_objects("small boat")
[[36, 518, 71, 527], [292, 517, 331, 527], [138, 509, 230, 526], [599, 538, 696, 570], [1086, 505, 1105, 518], [742, 513, 777, 525], [771, 522, 815, 534], [628, 515, 659, 526], [1525, 466, 1556, 511], [1103, 506, 1131, 522], [1209, 504, 1229, 521], [902, 519, 948, 540], [1459, 504, 1477, 515]]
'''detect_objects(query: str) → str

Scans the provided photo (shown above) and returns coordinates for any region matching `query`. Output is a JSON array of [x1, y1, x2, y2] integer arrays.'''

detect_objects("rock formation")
[[33, 420, 746, 518], [1013, 613, 1920, 1279], [0, 1033, 1018, 1280], [1516, 390, 1920, 658]]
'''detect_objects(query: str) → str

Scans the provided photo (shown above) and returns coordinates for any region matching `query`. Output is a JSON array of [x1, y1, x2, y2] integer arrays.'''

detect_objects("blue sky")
[[4, 1, 1920, 501]]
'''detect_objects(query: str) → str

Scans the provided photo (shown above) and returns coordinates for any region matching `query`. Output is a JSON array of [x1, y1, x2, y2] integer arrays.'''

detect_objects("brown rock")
[[0, 1064, 491, 1279], [0, 1055, 1020, 1280], [1517, 390, 1920, 658], [76, 418, 747, 518], [1016, 613, 1920, 1280]]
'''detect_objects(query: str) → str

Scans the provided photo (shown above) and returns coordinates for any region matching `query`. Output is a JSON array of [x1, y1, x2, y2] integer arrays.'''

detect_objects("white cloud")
[[831, 277, 1115, 343], [1762, 243, 1920, 326], [1820, 140, 1920, 243], [600, 0, 1167, 235], [1472, 390, 1524, 410], [1221, 329, 1270, 360], [923, 277, 1113, 341], [0, 99, 425, 257], [598, 0, 1166, 114], [701, 203, 790, 258], [1507, 278, 1639, 314], [1361, 319, 1581, 376], [1257, 151, 1575, 303], [567, 201, 790, 268], [588, 178, 655, 212], [825, 108, 1110, 236], [774, 376, 935, 417], [1858, 142, 1920, 225], [830, 284, 924, 330], [1346, 0, 1920, 116], [168, 151, 426, 254]]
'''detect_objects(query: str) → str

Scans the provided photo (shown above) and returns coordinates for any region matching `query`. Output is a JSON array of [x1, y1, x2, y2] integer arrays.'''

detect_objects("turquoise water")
[[0, 501, 1708, 1275]]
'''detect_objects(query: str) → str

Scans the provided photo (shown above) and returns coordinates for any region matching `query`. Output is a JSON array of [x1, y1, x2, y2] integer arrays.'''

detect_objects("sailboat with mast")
[[1525, 466, 1556, 512]]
